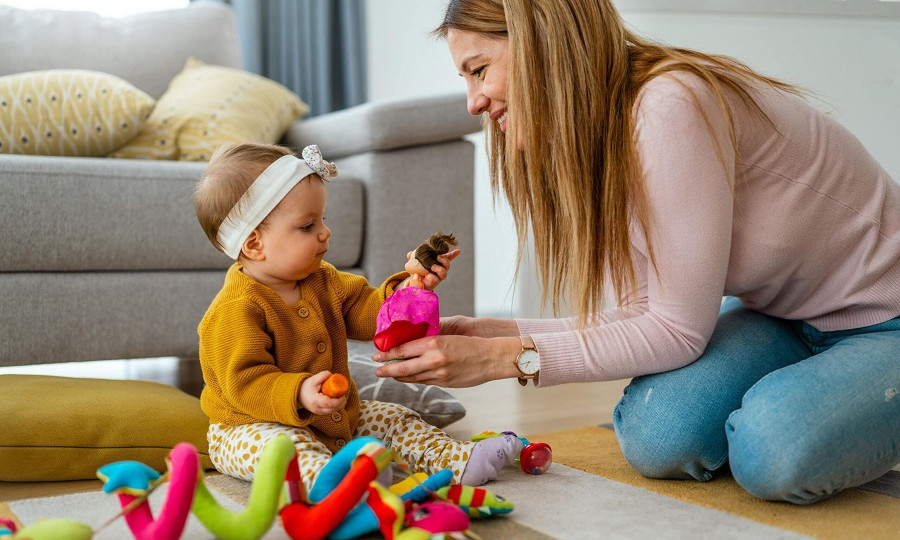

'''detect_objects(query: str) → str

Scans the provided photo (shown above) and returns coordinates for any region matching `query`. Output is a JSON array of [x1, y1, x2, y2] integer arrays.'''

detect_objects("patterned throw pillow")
[[110, 57, 308, 161], [0, 70, 155, 157], [347, 340, 467, 428]]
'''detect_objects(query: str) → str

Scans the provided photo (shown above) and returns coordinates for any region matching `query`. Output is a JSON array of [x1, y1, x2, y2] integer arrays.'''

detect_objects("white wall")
[[618, 1, 900, 180], [365, 0, 900, 318], [366, 0, 522, 318]]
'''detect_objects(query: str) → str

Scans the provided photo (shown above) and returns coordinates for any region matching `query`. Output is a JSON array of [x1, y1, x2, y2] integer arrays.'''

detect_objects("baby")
[[193, 142, 521, 492]]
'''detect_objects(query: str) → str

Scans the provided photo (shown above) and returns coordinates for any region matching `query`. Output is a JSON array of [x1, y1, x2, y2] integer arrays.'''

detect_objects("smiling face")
[[253, 176, 331, 285], [447, 29, 516, 142]]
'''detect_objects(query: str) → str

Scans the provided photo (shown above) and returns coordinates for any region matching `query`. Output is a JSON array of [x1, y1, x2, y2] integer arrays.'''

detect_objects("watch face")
[[517, 349, 540, 376]]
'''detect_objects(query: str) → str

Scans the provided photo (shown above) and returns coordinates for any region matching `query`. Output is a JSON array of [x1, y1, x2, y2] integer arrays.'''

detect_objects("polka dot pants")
[[208, 400, 475, 493]]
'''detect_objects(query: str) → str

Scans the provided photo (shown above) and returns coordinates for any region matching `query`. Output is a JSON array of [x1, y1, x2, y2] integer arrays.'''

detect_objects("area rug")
[[530, 425, 900, 540], [2, 426, 897, 539]]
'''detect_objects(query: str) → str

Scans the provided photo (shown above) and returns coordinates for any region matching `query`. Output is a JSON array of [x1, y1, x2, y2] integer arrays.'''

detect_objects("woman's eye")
[[471, 66, 485, 79]]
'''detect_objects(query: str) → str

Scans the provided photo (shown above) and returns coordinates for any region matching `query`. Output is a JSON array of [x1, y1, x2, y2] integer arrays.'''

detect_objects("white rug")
[[8, 464, 814, 540]]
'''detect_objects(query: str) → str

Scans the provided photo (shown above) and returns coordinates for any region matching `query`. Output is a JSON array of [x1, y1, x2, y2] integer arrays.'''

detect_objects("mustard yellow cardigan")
[[199, 262, 404, 452]]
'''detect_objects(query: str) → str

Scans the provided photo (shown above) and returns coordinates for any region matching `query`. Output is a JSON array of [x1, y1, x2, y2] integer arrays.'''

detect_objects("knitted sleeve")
[[199, 297, 311, 426], [335, 266, 408, 340], [519, 73, 735, 385]]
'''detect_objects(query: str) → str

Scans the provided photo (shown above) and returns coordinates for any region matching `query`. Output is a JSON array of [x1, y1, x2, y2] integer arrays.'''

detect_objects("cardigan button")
[[298, 307, 309, 318], [331, 412, 343, 422], [316, 341, 327, 353], [335, 438, 346, 448]]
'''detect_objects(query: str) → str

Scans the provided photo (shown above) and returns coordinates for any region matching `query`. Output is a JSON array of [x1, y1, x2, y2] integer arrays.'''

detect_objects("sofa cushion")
[[0, 3, 241, 100], [0, 70, 155, 157], [110, 57, 308, 162], [0, 155, 363, 273]]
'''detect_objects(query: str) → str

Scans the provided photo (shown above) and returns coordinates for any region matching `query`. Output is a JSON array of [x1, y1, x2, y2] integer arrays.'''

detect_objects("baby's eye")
[[299, 223, 315, 232]]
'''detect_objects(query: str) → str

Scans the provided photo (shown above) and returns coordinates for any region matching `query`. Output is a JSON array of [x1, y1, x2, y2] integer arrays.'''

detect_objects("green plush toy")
[[192, 434, 297, 540], [9, 518, 93, 540]]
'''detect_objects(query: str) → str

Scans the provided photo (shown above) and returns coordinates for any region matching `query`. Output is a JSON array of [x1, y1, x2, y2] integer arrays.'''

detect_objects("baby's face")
[[257, 176, 330, 281]]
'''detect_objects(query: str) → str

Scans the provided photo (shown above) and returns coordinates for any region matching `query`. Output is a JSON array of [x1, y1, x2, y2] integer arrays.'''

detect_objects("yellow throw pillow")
[[0, 375, 214, 481], [111, 57, 309, 161], [0, 70, 155, 157]]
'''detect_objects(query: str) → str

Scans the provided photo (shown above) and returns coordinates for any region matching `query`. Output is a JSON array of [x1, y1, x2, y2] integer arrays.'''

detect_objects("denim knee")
[[726, 407, 829, 505], [614, 384, 725, 482], [724, 369, 848, 506]]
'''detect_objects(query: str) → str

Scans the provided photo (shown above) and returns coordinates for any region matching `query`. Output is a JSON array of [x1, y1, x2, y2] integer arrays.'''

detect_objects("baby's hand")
[[401, 248, 461, 291], [299, 371, 348, 415]]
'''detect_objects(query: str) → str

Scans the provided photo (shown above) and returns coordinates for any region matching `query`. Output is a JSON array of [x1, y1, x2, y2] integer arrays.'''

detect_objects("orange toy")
[[322, 373, 349, 398]]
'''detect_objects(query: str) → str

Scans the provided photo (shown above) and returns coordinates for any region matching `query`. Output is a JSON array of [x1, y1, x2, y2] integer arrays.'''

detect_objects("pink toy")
[[374, 287, 440, 351], [117, 443, 198, 540], [1, 518, 17, 535], [374, 232, 457, 352], [404, 501, 470, 534]]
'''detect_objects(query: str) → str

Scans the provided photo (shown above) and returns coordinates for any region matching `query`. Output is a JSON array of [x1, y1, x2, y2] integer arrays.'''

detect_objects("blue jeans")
[[613, 297, 900, 505]]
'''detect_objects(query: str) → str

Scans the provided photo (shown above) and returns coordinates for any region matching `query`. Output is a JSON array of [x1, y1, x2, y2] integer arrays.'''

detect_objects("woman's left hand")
[[372, 333, 519, 388]]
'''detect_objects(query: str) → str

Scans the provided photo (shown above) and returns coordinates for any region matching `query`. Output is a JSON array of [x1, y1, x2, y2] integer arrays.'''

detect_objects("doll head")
[[405, 232, 459, 277]]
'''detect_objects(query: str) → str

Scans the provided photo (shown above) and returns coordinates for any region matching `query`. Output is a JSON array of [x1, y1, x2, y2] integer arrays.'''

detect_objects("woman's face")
[[447, 29, 512, 136]]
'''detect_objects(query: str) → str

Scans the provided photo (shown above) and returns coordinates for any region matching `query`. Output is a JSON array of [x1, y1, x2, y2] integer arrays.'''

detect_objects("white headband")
[[217, 145, 337, 259]]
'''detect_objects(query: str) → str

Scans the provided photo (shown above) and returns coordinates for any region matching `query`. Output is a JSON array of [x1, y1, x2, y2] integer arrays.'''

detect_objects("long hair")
[[436, 0, 800, 327]]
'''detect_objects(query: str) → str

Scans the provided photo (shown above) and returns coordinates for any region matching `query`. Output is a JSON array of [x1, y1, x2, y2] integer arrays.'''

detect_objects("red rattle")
[[519, 441, 553, 475]]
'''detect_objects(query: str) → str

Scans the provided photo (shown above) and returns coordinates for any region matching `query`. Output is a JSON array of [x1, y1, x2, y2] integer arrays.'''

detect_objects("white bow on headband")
[[217, 145, 338, 259]]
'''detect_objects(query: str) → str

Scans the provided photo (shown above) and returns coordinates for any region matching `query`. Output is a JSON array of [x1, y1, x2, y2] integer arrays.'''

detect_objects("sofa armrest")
[[331, 140, 476, 317], [285, 93, 479, 317], [282, 92, 482, 158]]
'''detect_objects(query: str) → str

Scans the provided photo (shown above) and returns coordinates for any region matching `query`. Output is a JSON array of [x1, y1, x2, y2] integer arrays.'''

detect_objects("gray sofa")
[[0, 3, 480, 368]]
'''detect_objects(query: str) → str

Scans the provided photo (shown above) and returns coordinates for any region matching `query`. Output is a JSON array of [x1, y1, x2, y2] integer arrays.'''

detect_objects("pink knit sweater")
[[517, 72, 900, 385]]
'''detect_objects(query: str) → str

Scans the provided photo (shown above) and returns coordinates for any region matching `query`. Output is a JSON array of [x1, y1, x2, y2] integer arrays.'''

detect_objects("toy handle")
[[322, 373, 349, 398]]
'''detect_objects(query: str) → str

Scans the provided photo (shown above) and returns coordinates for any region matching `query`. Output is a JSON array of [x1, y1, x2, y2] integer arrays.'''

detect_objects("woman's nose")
[[467, 87, 489, 116]]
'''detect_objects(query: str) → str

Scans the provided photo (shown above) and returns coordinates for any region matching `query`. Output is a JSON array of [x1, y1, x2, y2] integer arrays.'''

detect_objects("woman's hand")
[[372, 334, 522, 388], [299, 371, 348, 414], [401, 249, 461, 290]]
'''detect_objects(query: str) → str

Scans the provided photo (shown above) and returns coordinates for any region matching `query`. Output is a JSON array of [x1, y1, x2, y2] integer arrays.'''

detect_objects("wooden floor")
[[0, 356, 629, 502]]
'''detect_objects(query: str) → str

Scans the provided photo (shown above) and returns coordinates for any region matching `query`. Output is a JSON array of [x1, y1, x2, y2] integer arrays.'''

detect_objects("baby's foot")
[[460, 434, 524, 486]]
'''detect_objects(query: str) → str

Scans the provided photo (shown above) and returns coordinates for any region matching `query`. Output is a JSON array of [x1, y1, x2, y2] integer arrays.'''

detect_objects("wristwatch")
[[515, 335, 540, 386]]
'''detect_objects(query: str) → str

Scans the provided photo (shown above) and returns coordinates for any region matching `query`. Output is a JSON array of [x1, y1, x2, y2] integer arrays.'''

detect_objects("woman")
[[374, 0, 900, 504]]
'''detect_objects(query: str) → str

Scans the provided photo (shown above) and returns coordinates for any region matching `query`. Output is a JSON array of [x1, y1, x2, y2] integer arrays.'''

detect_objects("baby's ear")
[[241, 230, 266, 261]]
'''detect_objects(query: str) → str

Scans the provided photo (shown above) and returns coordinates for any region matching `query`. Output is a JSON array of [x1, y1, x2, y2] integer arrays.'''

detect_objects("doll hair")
[[414, 232, 458, 273], [194, 143, 292, 253]]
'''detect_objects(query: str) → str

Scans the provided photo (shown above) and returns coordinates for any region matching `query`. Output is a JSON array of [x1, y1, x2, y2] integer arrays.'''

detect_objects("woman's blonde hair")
[[194, 143, 292, 253], [436, 0, 799, 326]]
